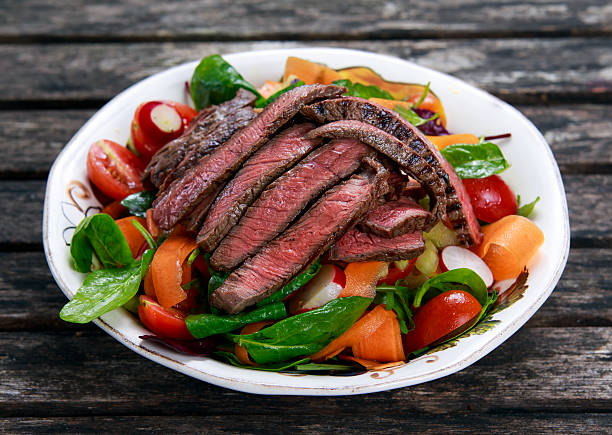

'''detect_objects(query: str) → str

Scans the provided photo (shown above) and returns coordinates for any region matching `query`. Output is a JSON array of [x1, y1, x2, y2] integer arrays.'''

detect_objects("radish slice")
[[289, 264, 346, 312], [440, 246, 494, 288], [150, 103, 182, 133]]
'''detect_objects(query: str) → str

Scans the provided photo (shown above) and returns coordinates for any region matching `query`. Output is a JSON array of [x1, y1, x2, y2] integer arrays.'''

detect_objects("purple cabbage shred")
[[414, 108, 450, 136]]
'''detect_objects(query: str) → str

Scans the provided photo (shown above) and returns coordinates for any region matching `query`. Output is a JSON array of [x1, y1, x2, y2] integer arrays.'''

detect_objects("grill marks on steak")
[[305, 120, 447, 221], [360, 196, 436, 238], [197, 123, 321, 252], [210, 138, 374, 272], [144, 89, 257, 189], [329, 229, 425, 263], [151, 84, 346, 231], [210, 169, 387, 313], [302, 96, 482, 246]]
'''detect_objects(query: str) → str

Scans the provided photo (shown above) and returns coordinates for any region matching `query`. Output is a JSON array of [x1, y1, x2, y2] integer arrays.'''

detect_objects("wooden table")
[[1, 1, 610, 433]]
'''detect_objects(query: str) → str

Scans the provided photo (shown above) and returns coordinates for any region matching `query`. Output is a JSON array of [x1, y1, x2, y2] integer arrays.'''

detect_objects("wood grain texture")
[[0, 327, 609, 417], [2, 38, 611, 105], [7, 175, 609, 246], [1, 249, 610, 331], [1, 413, 611, 435], [1, 0, 610, 40], [1, 105, 610, 177]]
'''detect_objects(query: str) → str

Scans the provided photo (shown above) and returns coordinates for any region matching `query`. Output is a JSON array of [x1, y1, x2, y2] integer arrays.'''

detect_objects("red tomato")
[[378, 259, 417, 285], [463, 175, 517, 223], [87, 139, 144, 200], [138, 296, 194, 341], [130, 100, 197, 160], [403, 290, 482, 353]]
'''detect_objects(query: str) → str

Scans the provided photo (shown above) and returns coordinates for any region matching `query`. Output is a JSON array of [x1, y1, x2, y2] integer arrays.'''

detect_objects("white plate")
[[43, 47, 570, 395]]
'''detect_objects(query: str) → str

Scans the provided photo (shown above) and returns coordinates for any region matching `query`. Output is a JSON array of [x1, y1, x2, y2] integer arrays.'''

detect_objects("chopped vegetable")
[[115, 216, 147, 257], [415, 239, 439, 277], [517, 195, 541, 218], [424, 221, 458, 249], [440, 246, 494, 288], [339, 261, 389, 298], [333, 79, 394, 100], [120, 191, 156, 218], [440, 140, 509, 179], [413, 268, 488, 308], [138, 295, 194, 341], [427, 133, 480, 150], [283, 56, 341, 84]]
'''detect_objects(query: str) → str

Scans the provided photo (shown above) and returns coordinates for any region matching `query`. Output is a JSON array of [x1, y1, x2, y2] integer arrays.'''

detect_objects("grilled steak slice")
[[302, 96, 482, 246], [360, 196, 436, 238], [197, 123, 321, 251], [329, 229, 425, 262], [144, 89, 257, 188], [152, 84, 346, 230], [306, 120, 447, 221], [210, 138, 374, 272], [210, 169, 387, 313], [180, 184, 225, 232]]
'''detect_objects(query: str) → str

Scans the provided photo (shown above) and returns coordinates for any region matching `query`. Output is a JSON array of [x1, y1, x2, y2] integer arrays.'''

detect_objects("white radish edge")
[[300, 264, 345, 310], [150, 103, 182, 133], [440, 245, 494, 288]]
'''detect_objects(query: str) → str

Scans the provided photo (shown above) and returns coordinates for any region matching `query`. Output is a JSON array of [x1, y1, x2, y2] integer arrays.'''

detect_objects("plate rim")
[[42, 46, 570, 395]]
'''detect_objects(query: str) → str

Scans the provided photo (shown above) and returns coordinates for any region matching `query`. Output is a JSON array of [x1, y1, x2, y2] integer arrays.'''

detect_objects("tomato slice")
[[87, 139, 144, 200], [138, 296, 194, 341], [403, 290, 482, 354], [463, 175, 517, 223]]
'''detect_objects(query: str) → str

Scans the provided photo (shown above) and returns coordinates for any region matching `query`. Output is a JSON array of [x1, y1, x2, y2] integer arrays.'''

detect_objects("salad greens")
[[186, 302, 287, 339], [440, 139, 509, 179], [255, 80, 306, 108], [394, 104, 439, 127], [412, 268, 489, 308], [70, 213, 134, 273], [256, 260, 322, 306], [229, 296, 371, 364], [60, 250, 154, 323], [333, 79, 393, 100], [517, 195, 541, 218], [374, 284, 415, 334], [121, 191, 156, 218]]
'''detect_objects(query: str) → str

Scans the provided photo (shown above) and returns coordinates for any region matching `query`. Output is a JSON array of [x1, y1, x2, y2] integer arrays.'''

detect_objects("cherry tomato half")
[[87, 139, 144, 200], [403, 290, 482, 354], [138, 295, 194, 341], [463, 175, 517, 223], [130, 100, 197, 160]]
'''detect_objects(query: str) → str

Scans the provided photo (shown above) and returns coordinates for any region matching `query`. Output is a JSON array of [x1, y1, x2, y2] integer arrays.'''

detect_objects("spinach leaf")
[[256, 260, 322, 306], [214, 351, 311, 372], [204, 254, 229, 315], [120, 191, 156, 218], [517, 195, 540, 218], [375, 283, 415, 334], [411, 81, 431, 108], [190, 54, 261, 110], [293, 361, 360, 372], [412, 268, 488, 308], [254, 80, 305, 108], [333, 79, 394, 100], [229, 296, 371, 364], [186, 302, 287, 339], [60, 249, 154, 323], [395, 104, 439, 127], [440, 141, 509, 179], [70, 213, 134, 273]]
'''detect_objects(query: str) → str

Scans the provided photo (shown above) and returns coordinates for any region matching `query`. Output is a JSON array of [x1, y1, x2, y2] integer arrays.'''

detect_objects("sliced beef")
[[210, 169, 387, 313], [360, 196, 436, 238], [180, 184, 225, 232], [328, 229, 425, 262], [305, 120, 447, 221], [144, 89, 257, 188], [152, 84, 346, 231], [302, 96, 482, 246], [210, 138, 374, 272], [197, 123, 321, 251]]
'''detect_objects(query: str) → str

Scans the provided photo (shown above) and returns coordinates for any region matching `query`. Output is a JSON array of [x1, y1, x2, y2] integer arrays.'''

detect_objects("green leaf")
[[60, 249, 154, 323], [256, 260, 322, 306], [411, 81, 431, 108], [440, 141, 509, 179], [229, 296, 371, 364], [517, 196, 540, 218], [205, 254, 229, 315], [375, 283, 415, 334], [186, 303, 287, 339], [294, 361, 360, 372], [190, 54, 261, 110], [214, 351, 311, 372], [412, 268, 488, 308], [333, 79, 393, 100], [131, 219, 157, 250], [70, 213, 134, 273], [120, 191, 156, 218], [394, 104, 438, 127], [254, 80, 306, 108]]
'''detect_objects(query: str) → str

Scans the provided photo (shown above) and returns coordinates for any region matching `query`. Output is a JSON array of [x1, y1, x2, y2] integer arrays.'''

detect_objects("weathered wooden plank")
[[0, 327, 609, 417], [1, 38, 610, 105], [1, 105, 610, 176], [1, 248, 609, 331], [5, 174, 609, 246], [1, 0, 610, 40], [1, 413, 610, 434]]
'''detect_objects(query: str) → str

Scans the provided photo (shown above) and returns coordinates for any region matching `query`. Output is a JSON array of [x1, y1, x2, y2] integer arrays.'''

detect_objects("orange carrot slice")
[[102, 200, 126, 219], [150, 233, 199, 308], [426, 133, 480, 150], [235, 321, 275, 366], [475, 215, 544, 280], [283, 56, 341, 84], [115, 216, 146, 257], [145, 208, 160, 239], [339, 261, 388, 299], [257, 80, 282, 99], [352, 308, 405, 362], [143, 269, 155, 298]]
